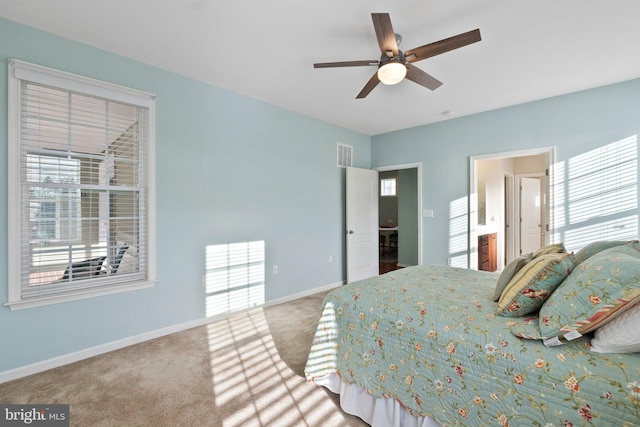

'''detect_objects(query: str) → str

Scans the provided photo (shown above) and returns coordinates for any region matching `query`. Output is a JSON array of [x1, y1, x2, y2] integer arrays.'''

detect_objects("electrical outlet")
[[273, 265, 278, 274], [329, 255, 333, 263]]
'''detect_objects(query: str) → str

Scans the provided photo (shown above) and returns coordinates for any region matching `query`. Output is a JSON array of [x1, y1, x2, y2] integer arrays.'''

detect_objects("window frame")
[[380, 177, 398, 197], [6, 59, 157, 310]]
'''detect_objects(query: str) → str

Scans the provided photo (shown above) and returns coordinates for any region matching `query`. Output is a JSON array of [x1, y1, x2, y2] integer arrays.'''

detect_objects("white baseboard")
[[0, 280, 343, 384], [263, 280, 343, 307]]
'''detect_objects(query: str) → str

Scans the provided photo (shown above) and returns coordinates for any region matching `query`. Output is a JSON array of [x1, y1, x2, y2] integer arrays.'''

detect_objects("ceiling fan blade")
[[371, 13, 398, 56], [404, 29, 481, 63], [356, 72, 380, 99], [405, 63, 443, 91], [314, 60, 379, 68]]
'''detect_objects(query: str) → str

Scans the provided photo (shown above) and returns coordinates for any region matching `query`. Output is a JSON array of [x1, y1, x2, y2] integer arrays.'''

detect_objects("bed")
[[305, 241, 640, 426]]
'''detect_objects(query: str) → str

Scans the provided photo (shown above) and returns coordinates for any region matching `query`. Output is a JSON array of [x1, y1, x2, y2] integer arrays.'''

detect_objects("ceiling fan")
[[314, 13, 481, 99]]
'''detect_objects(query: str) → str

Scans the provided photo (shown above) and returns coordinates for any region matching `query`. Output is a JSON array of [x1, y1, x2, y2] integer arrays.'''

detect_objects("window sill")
[[4, 280, 157, 311]]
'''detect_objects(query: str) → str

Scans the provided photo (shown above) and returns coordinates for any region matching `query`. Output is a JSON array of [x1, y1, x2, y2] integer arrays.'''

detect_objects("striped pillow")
[[532, 243, 565, 258], [497, 253, 574, 317], [491, 253, 533, 302]]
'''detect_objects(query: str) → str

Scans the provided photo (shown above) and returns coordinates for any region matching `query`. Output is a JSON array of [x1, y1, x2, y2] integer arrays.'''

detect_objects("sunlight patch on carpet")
[[206, 309, 361, 426]]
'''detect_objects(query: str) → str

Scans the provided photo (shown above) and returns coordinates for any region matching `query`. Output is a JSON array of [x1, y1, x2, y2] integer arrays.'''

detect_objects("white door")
[[520, 177, 542, 254], [346, 167, 379, 283]]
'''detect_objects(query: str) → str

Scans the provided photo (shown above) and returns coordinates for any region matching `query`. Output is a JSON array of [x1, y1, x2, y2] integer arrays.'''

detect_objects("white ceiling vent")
[[337, 143, 353, 168]]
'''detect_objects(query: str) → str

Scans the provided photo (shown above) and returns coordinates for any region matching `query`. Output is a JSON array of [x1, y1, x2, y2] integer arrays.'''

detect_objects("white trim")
[[7, 59, 21, 306], [470, 146, 555, 162], [0, 280, 343, 384], [5, 280, 157, 311], [374, 162, 423, 265], [504, 173, 516, 263], [265, 280, 343, 307], [145, 98, 158, 285], [9, 59, 155, 107]]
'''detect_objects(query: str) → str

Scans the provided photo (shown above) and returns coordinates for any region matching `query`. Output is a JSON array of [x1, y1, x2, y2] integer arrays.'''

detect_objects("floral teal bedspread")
[[304, 265, 640, 426]]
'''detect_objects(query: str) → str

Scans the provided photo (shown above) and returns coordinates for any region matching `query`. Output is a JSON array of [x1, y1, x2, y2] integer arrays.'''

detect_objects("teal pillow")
[[573, 240, 627, 265], [538, 245, 640, 341]]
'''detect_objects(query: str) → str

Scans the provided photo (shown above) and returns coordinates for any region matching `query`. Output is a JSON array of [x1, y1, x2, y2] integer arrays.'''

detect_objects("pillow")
[[531, 243, 565, 258], [491, 253, 533, 302], [538, 245, 640, 343], [590, 302, 640, 353], [496, 253, 574, 317], [573, 240, 627, 266]]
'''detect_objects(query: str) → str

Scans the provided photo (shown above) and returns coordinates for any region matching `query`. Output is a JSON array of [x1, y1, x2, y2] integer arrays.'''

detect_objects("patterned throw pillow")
[[590, 302, 640, 353], [497, 253, 574, 317], [573, 240, 627, 266], [491, 253, 533, 302], [537, 245, 640, 343], [532, 243, 566, 258]]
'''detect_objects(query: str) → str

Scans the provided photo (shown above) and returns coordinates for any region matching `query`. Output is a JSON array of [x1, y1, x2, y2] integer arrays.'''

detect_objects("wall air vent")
[[337, 143, 353, 168]]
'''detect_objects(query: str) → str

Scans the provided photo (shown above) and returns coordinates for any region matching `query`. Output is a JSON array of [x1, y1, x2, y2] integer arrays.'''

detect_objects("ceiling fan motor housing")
[[379, 51, 405, 67], [378, 51, 407, 85]]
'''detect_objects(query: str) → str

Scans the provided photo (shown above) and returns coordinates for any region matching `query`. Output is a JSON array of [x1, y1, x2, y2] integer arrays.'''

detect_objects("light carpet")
[[0, 292, 368, 427]]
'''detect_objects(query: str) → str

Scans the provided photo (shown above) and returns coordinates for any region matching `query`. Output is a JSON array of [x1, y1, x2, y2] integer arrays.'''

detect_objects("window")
[[6, 59, 157, 310], [380, 177, 397, 197]]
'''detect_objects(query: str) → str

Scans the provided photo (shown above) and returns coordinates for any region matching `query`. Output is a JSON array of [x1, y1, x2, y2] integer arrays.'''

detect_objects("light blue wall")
[[372, 78, 640, 265], [0, 18, 370, 373]]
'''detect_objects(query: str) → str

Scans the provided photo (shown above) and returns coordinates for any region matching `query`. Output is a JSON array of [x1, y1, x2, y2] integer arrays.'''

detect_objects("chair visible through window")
[[61, 256, 107, 280], [110, 244, 129, 274], [59, 244, 129, 281]]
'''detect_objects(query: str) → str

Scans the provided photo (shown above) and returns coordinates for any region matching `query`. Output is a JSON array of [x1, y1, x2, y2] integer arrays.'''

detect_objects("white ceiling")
[[2, 0, 640, 136]]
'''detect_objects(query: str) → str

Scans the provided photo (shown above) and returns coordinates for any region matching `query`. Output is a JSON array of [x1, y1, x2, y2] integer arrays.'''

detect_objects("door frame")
[[504, 173, 515, 264], [469, 147, 555, 269], [374, 162, 423, 266]]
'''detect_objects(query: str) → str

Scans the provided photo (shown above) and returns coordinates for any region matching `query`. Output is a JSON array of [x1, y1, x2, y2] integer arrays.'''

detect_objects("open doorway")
[[375, 163, 422, 273], [469, 148, 554, 270]]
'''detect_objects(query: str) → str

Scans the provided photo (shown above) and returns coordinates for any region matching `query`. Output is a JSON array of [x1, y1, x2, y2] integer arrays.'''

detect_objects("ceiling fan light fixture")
[[378, 61, 406, 85]]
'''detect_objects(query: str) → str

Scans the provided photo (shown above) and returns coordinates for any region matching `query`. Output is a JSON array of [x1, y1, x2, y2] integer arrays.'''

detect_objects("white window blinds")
[[7, 60, 156, 308]]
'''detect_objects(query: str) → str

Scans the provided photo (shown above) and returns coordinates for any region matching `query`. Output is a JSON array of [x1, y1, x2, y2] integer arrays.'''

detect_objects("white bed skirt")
[[315, 373, 442, 427]]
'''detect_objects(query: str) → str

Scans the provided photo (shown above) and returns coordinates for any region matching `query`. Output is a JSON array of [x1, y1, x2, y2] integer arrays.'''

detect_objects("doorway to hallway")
[[375, 163, 422, 273]]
